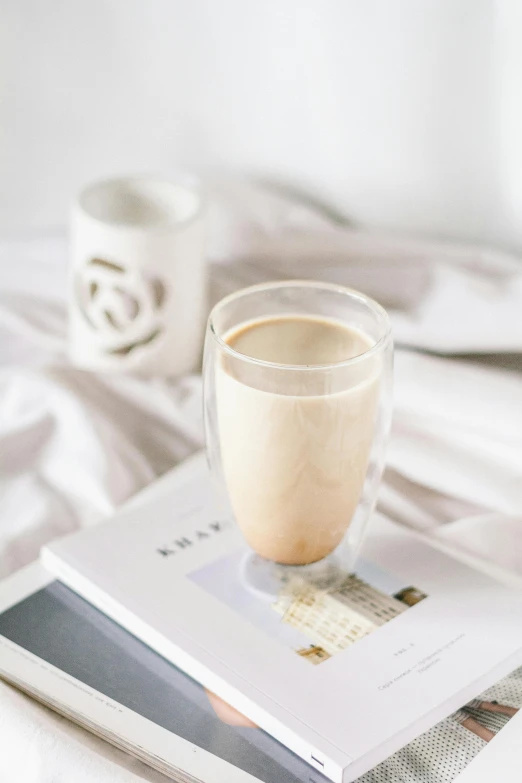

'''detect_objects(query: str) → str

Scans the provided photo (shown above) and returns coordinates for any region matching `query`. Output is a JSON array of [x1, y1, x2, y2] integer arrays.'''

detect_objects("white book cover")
[[42, 454, 522, 783]]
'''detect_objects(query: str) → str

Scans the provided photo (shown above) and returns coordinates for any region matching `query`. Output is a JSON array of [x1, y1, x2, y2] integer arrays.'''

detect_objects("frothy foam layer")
[[226, 315, 373, 366]]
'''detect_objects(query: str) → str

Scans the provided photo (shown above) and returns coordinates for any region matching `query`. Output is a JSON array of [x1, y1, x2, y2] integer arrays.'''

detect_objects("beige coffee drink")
[[216, 315, 380, 565]]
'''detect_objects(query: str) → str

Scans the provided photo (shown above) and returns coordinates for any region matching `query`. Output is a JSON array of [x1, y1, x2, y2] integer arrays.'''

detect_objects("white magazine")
[[41, 453, 522, 783]]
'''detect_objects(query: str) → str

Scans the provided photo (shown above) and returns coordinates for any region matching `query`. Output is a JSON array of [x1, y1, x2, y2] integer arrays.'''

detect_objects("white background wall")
[[2, 0, 522, 248]]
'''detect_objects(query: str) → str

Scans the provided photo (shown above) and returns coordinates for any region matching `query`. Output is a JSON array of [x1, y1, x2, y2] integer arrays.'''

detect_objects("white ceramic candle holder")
[[69, 176, 207, 376]]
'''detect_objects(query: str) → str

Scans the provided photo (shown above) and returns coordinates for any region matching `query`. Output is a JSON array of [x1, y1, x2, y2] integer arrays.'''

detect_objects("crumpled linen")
[[1, 179, 522, 783]]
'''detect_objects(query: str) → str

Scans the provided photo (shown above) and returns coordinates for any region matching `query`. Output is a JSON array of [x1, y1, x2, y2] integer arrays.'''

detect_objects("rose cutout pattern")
[[76, 258, 166, 356]]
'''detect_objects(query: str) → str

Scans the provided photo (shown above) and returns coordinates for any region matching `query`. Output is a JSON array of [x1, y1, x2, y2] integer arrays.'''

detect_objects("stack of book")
[[1, 453, 522, 783]]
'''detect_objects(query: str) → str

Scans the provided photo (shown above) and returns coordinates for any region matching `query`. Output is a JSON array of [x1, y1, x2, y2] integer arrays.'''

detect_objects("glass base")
[[239, 548, 354, 601]]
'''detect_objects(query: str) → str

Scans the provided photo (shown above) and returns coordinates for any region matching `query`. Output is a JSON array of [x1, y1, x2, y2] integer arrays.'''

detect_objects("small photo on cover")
[[190, 548, 427, 665]]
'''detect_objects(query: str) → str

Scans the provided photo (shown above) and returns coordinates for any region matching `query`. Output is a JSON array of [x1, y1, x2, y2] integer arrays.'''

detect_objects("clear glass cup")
[[203, 280, 393, 592]]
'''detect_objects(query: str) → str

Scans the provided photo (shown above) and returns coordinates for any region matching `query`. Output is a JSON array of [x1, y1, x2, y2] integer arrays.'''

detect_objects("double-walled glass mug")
[[203, 281, 393, 592]]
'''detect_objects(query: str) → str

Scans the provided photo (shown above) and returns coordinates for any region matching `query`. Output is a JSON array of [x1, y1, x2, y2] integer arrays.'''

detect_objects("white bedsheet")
[[1, 180, 522, 782]]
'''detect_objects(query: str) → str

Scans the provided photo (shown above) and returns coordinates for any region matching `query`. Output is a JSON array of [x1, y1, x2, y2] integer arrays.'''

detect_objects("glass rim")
[[207, 279, 392, 371]]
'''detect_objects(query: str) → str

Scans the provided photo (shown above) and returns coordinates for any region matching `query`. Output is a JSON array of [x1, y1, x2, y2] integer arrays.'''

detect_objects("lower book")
[[1, 562, 522, 783]]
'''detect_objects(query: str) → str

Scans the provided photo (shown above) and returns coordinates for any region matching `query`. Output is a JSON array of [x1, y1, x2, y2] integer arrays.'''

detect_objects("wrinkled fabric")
[[1, 179, 521, 782]]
